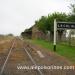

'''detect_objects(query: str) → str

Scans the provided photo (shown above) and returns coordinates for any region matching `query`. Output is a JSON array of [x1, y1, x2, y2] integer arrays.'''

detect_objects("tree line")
[[21, 4, 75, 41]]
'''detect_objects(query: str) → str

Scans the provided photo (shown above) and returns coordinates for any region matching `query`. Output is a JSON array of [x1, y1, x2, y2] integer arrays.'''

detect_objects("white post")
[[53, 19, 57, 51]]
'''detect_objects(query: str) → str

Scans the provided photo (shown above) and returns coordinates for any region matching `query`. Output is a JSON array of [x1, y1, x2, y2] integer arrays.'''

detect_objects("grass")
[[28, 39, 75, 64]]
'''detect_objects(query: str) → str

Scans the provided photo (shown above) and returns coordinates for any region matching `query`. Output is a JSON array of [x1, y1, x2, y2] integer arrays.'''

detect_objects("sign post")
[[53, 20, 75, 52], [53, 19, 57, 51]]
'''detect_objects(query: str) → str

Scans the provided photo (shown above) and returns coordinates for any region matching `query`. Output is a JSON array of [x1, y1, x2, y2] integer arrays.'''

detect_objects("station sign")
[[53, 19, 75, 52], [57, 22, 75, 29]]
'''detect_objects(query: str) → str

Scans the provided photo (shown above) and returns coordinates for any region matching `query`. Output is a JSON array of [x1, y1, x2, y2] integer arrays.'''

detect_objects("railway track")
[[0, 37, 44, 75], [0, 39, 15, 75], [0, 37, 75, 75]]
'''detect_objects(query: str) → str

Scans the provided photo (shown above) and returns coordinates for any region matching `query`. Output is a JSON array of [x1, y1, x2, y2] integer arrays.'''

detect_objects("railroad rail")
[[0, 39, 15, 75], [0, 37, 44, 75]]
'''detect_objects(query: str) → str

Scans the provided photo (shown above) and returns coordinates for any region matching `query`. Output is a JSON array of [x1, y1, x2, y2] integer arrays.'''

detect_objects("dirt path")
[[25, 40, 75, 75]]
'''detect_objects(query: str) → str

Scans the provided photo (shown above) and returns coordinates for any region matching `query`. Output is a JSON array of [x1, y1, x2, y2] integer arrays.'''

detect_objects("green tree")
[[36, 12, 67, 41], [47, 12, 67, 41], [68, 3, 75, 22], [35, 16, 47, 33]]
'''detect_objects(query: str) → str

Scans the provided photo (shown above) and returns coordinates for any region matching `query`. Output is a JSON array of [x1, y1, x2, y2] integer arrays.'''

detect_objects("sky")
[[0, 0, 74, 36]]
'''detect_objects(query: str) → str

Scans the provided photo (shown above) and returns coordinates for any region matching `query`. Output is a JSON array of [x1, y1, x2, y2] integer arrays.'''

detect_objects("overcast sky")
[[0, 0, 74, 36]]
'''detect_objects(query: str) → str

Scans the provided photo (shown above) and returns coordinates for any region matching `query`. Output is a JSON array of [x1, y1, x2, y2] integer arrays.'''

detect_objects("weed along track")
[[0, 37, 75, 75]]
